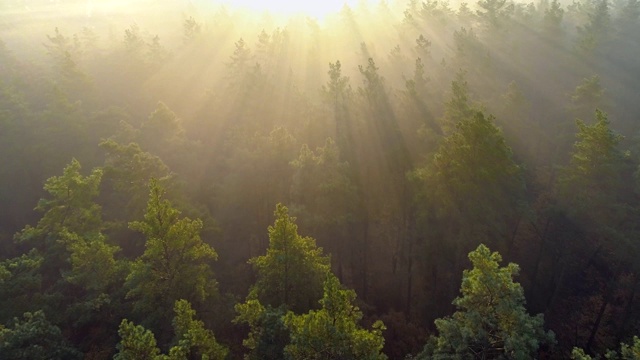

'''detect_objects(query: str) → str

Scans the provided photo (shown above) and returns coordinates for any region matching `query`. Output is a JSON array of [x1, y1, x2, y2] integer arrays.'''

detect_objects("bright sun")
[[219, 0, 359, 19]]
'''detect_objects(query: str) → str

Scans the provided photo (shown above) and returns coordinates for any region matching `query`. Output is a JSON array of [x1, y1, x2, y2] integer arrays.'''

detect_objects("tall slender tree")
[[246, 203, 330, 313], [125, 179, 219, 338]]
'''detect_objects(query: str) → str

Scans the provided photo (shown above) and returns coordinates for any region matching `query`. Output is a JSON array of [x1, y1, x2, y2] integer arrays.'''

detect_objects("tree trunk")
[[506, 212, 522, 258], [406, 234, 414, 317], [361, 217, 369, 301], [585, 295, 609, 354], [585, 260, 617, 354], [545, 259, 566, 312]]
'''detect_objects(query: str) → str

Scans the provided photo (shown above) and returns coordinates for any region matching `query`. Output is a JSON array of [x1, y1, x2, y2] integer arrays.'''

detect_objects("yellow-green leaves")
[[559, 109, 627, 228], [170, 300, 228, 360], [283, 275, 387, 360], [126, 179, 218, 328], [248, 203, 330, 313], [24, 158, 103, 240], [115, 320, 161, 360], [116, 300, 227, 360]]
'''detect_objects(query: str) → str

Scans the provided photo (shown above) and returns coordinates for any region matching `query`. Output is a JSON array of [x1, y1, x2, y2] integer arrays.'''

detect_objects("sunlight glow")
[[218, 0, 360, 19]]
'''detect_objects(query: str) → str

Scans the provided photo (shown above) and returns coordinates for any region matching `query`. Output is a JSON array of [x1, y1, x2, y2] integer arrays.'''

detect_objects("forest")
[[1, 0, 640, 358]]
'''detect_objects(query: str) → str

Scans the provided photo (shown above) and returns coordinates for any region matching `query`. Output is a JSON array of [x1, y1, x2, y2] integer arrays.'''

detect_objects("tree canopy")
[[417, 244, 554, 359]]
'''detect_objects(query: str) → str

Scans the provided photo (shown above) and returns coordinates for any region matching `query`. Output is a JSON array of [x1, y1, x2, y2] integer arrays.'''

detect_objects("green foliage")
[[0, 80, 31, 226], [228, 37, 252, 74], [116, 300, 227, 360], [59, 229, 122, 292], [125, 179, 218, 326], [322, 60, 352, 147], [226, 37, 259, 92], [322, 60, 351, 106], [572, 336, 640, 359], [570, 76, 606, 118], [290, 138, 356, 232], [39, 159, 102, 233], [0, 264, 9, 282], [544, 0, 565, 33], [8, 159, 125, 353], [99, 139, 173, 220], [12, 159, 109, 279], [443, 71, 476, 128], [115, 319, 162, 360], [618, 337, 640, 359], [121, 24, 168, 72], [283, 275, 387, 360], [0, 251, 43, 321], [0, 310, 81, 360], [234, 300, 290, 360], [572, 347, 594, 359], [168, 299, 228, 360], [139, 102, 186, 152], [476, 0, 513, 27], [3, 2, 640, 358], [43, 27, 89, 89], [358, 57, 386, 106], [412, 111, 523, 249], [577, 0, 611, 52], [559, 109, 626, 225], [406, 56, 439, 141], [408, 57, 430, 98], [235, 204, 331, 358], [12, 158, 107, 310], [16, 158, 103, 243], [452, 28, 484, 65], [247, 203, 330, 313], [418, 244, 554, 359]]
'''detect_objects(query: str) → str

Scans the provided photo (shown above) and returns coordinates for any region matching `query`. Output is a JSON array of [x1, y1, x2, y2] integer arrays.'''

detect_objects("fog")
[[1, 0, 639, 358]]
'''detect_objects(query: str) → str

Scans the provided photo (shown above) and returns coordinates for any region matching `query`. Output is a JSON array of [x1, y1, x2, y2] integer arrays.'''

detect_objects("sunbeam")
[[214, 0, 363, 20]]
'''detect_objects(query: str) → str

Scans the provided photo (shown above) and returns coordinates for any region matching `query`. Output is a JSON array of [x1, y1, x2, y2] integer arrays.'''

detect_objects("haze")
[[1, 0, 639, 358]]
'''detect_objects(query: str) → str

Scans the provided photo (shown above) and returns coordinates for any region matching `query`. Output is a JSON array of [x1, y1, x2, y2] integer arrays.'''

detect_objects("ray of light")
[[214, 0, 363, 21]]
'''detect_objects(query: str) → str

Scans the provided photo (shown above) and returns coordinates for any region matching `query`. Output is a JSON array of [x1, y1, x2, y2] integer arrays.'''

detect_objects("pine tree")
[[114, 320, 161, 360], [558, 109, 627, 231], [0, 311, 81, 360], [246, 203, 330, 313], [125, 179, 218, 334], [417, 244, 554, 359], [235, 204, 331, 359], [283, 275, 387, 360], [167, 300, 228, 359]]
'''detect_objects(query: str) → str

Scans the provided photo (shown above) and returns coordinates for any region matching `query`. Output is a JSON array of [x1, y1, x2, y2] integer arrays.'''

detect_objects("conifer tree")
[[0, 311, 81, 360], [246, 203, 330, 313], [115, 300, 227, 360], [125, 179, 218, 334], [283, 275, 387, 360], [417, 244, 554, 359], [235, 204, 331, 359]]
